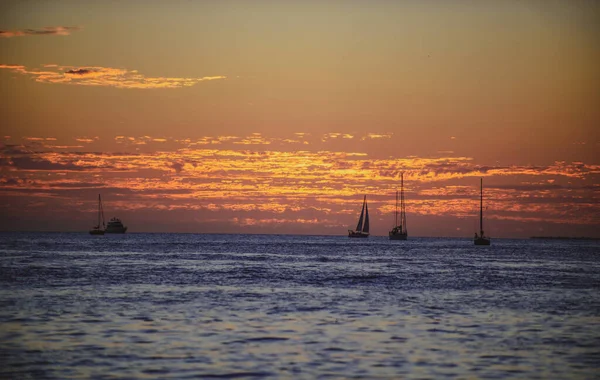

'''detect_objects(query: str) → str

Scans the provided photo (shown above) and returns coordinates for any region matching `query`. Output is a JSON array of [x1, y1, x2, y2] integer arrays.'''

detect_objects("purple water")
[[1, 233, 599, 379]]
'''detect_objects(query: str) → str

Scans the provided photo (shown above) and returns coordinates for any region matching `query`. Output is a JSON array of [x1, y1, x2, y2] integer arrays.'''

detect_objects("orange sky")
[[1, 1, 598, 237]]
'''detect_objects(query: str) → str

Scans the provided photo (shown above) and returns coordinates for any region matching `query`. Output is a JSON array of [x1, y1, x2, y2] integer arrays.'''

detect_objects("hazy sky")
[[1, 0, 598, 237]]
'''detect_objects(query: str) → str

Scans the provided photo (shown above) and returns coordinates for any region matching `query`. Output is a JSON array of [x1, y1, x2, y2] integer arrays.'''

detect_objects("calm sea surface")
[[0, 233, 599, 379]]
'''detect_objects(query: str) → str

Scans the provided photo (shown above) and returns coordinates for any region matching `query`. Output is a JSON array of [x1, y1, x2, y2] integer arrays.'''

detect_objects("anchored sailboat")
[[348, 195, 370, 238], [389, 172, 408, 240], [474, 178, 490, 245], [89, 194, 105, 235]]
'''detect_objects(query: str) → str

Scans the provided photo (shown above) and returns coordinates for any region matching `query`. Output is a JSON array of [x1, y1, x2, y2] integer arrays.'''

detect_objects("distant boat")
[[389, 172, 408, 240], [474, 177, 490, 245], [348, 195, 370, 238], [89, 194, 105, 235], [105, 217, 127, 234]]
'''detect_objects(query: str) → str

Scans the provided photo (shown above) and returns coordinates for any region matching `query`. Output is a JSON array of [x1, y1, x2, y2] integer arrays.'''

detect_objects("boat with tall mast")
[[474, 177, 490, 245], [389, 172, 408, 240], [89, 194, 105, 235], [348, 195, 370, 238]]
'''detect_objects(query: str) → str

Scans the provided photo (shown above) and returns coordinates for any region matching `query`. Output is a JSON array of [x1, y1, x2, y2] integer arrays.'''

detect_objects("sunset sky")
[[1, 0, 598, 237]]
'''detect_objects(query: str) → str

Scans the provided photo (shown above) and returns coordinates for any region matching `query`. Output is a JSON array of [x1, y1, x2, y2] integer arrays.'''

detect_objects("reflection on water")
[[1, 233, 599, 378]]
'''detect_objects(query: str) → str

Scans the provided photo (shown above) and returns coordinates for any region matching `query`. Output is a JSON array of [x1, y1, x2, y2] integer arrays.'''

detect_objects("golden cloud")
[[1, 135, 598, 232], [363, 133, 393, 140], [0, 64, 226, 89]]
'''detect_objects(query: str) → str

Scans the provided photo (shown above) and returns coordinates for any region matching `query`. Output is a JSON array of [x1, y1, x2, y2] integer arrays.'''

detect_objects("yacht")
[[105, 217, 127, 233]]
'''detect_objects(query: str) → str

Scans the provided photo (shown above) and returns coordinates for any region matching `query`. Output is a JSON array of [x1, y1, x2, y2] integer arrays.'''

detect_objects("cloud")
[[363, 133, 393, 140], [490, 184, 565, 192], [169, 161, 185, 173], [44, 145, 85, 149], [0, 26, 82, 38], [234, 135, 273, 145], [0, 145, 117, 171], [186, 134, 310, 147], [1, 136, 599, 235], [0, 64, 226, 89], [9, 156, 91, 171], [66, 68, 92, 75], [24, 137, 56, 141]]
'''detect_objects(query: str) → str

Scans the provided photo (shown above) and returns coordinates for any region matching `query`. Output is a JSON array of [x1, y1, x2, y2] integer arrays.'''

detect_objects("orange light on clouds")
[[0, 1, 598, 236], [0, 64, 226, 89], [1, 133, 598, 236]]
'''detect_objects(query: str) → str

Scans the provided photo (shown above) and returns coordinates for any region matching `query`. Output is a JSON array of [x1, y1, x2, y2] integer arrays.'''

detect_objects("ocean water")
[[0, 233, 599, 379]]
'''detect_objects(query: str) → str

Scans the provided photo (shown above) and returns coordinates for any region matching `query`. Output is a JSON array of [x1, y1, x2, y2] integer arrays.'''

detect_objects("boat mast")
[[99, 194, 105, 229], [363, 198, 370, 233], [365, 198, 370, 233], [97, 194, 101, 227], [479, 177, 483, 236], [395, 189, 399, 227], [401, 172, 407, 234], [364, 196, 370, 233]]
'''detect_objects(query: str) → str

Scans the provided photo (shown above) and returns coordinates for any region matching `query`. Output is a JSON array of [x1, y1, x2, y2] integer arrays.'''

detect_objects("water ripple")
[[0, 232, 599, 379]]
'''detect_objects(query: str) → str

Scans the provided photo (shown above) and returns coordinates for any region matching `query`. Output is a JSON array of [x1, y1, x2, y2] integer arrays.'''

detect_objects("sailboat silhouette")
[[474, 178, 491, 245], [89, 194, 105, 235], [348, 195, 370, 238], [389, 172, 408, 240]]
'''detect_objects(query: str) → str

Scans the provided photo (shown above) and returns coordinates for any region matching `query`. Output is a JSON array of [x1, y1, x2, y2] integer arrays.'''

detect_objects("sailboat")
[[89, 194, 105, 235], [348, 195, 370, 238], [474, 178, 491, 245], [389, 172, 408, 240]]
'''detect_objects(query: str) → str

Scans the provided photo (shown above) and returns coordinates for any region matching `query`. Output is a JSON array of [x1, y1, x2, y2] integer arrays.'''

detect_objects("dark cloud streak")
[[65, 68, 92, 75], [0, 26, 82, 38]]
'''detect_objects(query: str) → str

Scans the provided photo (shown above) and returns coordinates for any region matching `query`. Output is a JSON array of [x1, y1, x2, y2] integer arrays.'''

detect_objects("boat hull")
[[348, 230, 369, 238], [105, 226, 127, 234], [389, 232, 407, 240], [89, 229, 104, 235], [474, 237, 490, 245]]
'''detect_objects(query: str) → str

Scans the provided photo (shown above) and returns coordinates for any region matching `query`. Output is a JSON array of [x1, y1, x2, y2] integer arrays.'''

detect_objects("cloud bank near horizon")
[[0, 135, 598, 236]]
